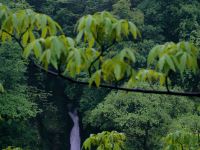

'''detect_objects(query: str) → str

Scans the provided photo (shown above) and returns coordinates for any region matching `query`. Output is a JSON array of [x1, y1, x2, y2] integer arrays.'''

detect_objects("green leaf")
[[158, 57, 166, 72], [76, 30, 84, 43], [128, 21, 138, 39], [41, 14, 47, 29], [165, 55, 176, 72], [29, 31, 35, 42], [23, 43, 33, 58], [116, 22, 122, 41], [41, 26, 48, 38], [0, 83, 4, 93], [127, 75, 136, 88], [114, 64, 121, 80], [33, 41, 42, 58], [51, 56, 58, 69], [125, 48, 136, 63], [40, 49, 51, 69], [22, 31, 29, 46], [74, 49, 82, 69], [180, 53, 187, 73], [86, 15, 93, 31], [105, 18, 112, 34], [89, 70, 101, 87], [148, 45, 160, 65]]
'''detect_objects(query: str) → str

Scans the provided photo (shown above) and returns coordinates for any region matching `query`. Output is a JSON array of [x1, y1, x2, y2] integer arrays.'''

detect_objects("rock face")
[[68, 109, 81, 150]]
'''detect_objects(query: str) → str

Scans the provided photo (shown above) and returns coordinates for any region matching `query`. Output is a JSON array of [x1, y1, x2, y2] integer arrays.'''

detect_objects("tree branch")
[[2, 30, 24, 50], [32, 60, 200, 97], [3, 30, 200, 97], [88, 40, 116, 77], [19, 27, 30, 41], [88, 49, 104, 77], [165, 76, 170, 92]]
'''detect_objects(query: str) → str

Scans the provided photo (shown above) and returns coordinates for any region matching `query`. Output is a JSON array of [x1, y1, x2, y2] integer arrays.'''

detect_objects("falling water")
[[68, 109, 81, 150]]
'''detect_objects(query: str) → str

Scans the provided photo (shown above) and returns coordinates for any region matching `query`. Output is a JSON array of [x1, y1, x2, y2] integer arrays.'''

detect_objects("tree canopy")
[[0, 1, 200, 150], [0, 3, 199, 96]]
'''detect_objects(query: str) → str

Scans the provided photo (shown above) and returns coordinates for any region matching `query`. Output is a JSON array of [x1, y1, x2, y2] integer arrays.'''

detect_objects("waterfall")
[[68, 109, 81, 150]]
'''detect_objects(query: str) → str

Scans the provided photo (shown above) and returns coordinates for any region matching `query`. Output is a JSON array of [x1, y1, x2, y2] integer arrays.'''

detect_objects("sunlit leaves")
[[0, 83, 4, 93], [148, 41, 199, 75], [23, 35, 72, 69], [118, 48, 136, 63], [89, 70, 101, 87], [136, 69, 166, 85], [89, 48, 137, 87], [1, 4, 199, 88], [76, 11, 140, 47], [126, 69, 166, 88], [0, 7, 62, 43], [163, 130, 199, 150], [97, 48, 136, 83], [82, 131, 126, 150], [0, 3, 10, 25], [3, 147, 22, 150], [101, 59, 130, 82], [0, 4, 142, 87], [66, 47, 99, 77]]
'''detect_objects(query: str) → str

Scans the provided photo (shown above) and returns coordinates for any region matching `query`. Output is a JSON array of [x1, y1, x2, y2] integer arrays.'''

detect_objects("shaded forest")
[[0, 0, 200, 150]]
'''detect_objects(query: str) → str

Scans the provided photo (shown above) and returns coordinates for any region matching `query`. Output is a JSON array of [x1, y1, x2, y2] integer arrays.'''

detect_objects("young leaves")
[[0, 6, 62, 43], [136, 69, 166, 85], [76, 11, 140, 47], [148, 41, 199, 75], [0, 4, 142, 87], [3, 147, 22, 150], [163, 130, 199, 150], [89, 70, 102, 87], [82, 131, 126, 150], [89, 48, 137, 86], [23, 35, 72, 69], [0, 3, 10, 25], [1, 4, 198, 89], [66, 47, 99, 77]]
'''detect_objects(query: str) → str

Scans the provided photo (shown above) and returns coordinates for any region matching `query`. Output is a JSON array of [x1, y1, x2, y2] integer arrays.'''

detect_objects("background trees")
[[0, 41, 42, 149], [0, 0, 200, 150], [82, 89, 196, 149]]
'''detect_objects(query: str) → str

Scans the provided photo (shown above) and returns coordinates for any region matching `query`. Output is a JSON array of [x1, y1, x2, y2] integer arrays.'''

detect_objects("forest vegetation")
[[0, 0, 200, 150]]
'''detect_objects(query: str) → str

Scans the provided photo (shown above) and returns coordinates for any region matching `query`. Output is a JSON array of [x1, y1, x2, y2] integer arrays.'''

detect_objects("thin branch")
[[165, 76, 170, 92], [88, 49, 104, 77], [2, 30, 24, 49], [104, 39, 116, 50], [19, 27, 30, 41], [88, 40, 116, 77], [32, 60, 200, 97]]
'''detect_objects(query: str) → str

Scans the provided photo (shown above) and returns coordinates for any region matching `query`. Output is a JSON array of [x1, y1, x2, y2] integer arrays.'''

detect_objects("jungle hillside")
[[0, 0, 200, 150]]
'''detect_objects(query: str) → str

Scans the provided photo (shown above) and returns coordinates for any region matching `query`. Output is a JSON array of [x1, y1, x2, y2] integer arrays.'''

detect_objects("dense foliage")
[[0, 0, 200, 150]]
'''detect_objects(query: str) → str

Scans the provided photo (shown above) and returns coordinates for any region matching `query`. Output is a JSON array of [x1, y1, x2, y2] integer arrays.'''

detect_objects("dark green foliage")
[[0, 42, 40, 119], [0, 121, 40, 149], [163, 114, 200, 149], [80, 87, 110, 113], [0, 42, 41, 149], [0, 0, 30, 10], [0, 0, 200, 150], [83, 89, 195, 149], [137, 0, 200, 42], [36, 0, 84, 36]]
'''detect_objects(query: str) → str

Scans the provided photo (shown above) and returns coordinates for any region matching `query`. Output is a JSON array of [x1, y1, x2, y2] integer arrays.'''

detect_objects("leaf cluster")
[[83, 131, 126, 150]]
